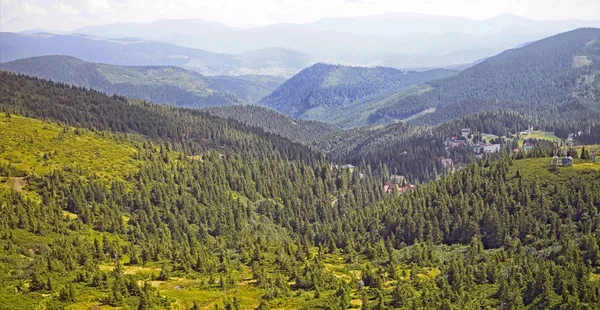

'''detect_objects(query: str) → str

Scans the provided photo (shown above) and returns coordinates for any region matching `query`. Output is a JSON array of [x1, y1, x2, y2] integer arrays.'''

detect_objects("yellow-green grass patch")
[[521, 130, 561, 142], [0, 113, 139, 182]]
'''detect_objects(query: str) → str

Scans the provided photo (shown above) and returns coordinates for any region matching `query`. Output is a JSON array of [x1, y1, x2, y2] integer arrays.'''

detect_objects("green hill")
[[258, 63, 456, 122], [0, 71, 316, 162], [0, 56, 284, 107], [372, 28, 600, 124]]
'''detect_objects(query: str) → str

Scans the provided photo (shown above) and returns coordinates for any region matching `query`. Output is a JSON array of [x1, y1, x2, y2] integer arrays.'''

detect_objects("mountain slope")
[[0, 32, 313, 78], [0, 56, 284, 106], [0, 56, 243, 108], [207, 105, 339, 145], [258, 63, 456, 123], [372, 28, 600, 124], [207, 74, 286, 104], [0, 71, 315, 161]]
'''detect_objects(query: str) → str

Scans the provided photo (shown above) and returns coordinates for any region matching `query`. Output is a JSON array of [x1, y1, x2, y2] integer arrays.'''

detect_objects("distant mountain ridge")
[[70, 14, 600, 70], [258, 63, 456, 125], [74, 19, 233, 39], [371, 27, 600, 124], [308, 13, 600, 37], [0, 32, 314, 78], [0, 56, 284, 107]]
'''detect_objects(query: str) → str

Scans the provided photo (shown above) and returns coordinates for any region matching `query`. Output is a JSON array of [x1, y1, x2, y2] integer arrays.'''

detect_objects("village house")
[[523, 142, 534, 151], [330, 163, 356, 170], [472, 142, 485, 154], [566, 134, 574, 146], [446, 136, 468, 148], [520, 126, 534, 135], [483, 144, 501, 153], [461, 128, 471, 138], [384, 181, 415, 195], [390, 174, 406, 184]]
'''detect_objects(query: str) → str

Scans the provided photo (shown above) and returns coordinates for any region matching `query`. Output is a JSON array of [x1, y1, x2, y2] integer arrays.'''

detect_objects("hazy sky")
[[1, 0, 599, 32]]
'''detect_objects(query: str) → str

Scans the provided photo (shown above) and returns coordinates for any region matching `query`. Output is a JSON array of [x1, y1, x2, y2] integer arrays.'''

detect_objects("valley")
[[1, 6, 600, 310]]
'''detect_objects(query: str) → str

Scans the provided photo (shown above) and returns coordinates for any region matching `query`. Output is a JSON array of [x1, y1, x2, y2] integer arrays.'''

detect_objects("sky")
[[1, 0, 599, 32]]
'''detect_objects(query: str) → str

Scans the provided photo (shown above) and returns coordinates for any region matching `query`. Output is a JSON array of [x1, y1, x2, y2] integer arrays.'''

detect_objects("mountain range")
[[0, 32, 313, 78], [0, 56, 284, 106], [257, 28, 600, 127], [71, 14, 600, 69], [372, 27, 600, 124], [3, 28, 599, 130]]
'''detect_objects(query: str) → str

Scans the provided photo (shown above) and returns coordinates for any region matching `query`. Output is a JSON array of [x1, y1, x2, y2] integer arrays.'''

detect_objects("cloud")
[[0, 0, 17, 7], [88, 0, 113, 14], [53, 2, 80, 15], [345, 0, 380, 3], [23, 3, 48, 16], [0, 0, 598, 32]]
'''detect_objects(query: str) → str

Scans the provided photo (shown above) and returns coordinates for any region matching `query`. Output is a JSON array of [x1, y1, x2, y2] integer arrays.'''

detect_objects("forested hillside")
[[3, 4, 600, 310], [0, 71, 313, 161], [0, 56, 283, 106], [208, 75, 286, 104], [371, 28, 600, 124], [258, 63, 456, 121], [2, 105, 600, 309], [321, 112, 523, 182], [325, 106, 600, 183], [207, 105, 340, 145]]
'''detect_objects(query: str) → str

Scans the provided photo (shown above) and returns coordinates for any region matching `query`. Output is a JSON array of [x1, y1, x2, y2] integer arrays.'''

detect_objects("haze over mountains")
[[0, 32, 313, 78], [72, 13, 600, 69], [2, 13, 598, 79]]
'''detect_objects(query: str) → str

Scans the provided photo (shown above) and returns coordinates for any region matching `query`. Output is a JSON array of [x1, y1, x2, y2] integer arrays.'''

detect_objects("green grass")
[[521, 130, 561, 142], [398, 107, 436, 123], [509, 156, 600, 185], [481, 133, 499, 143], [577, 144, 600, 154], [0, 113, 139, 183]]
